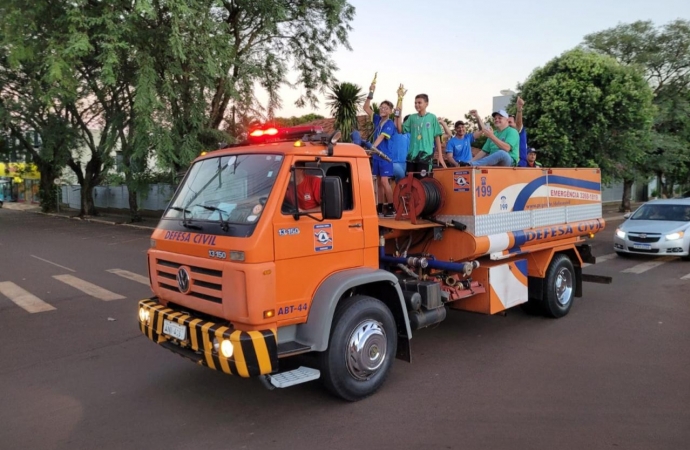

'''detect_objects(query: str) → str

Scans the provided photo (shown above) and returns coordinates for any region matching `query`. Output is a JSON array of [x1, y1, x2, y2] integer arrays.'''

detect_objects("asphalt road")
[[0, 209, 688, 450]]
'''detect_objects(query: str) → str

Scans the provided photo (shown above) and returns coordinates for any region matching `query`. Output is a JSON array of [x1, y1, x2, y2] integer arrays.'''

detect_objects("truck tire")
[[543, 254, 576, 318], [319, 295, 397, 402]]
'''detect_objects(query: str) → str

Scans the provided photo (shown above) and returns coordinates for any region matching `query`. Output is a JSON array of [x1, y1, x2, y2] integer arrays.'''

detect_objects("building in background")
[[492, 89, 515, 113], [0, 131, 41, 204]]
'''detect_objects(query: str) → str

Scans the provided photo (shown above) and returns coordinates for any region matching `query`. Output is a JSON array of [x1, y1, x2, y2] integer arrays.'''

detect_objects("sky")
[[265, 0, 689, 122]]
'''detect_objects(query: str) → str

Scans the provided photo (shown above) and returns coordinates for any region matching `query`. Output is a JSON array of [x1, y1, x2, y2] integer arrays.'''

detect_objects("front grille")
[[628, 234, 661, 243], [628, 247, 659, 253], [156, 258, 223, 303]]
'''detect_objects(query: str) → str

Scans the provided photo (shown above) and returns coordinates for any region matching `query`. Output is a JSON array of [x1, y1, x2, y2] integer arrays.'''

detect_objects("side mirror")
[[321, 176, 343, 220], [623, 212, 631, 219]]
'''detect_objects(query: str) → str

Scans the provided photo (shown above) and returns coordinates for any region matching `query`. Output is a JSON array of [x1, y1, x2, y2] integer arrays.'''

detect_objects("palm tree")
[[326, 82, 364, 143]]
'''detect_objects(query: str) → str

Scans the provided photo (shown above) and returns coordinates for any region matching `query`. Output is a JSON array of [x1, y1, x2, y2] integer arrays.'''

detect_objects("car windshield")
[[164, 153, 283, 226], [630, 204, 690, 222]]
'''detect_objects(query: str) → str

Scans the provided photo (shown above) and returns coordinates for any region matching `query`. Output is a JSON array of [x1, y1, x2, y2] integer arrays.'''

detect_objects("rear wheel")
[[319, 295, 397, 402], [543, 254, 576, 318]]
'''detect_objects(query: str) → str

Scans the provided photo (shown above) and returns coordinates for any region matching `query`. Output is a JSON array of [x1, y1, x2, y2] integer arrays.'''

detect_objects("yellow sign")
[[0, 162, 40, 180]]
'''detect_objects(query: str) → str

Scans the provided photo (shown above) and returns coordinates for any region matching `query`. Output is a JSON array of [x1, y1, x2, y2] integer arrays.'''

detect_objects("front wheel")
[[319, 295, 397, 402], [543, 254, 576, 318]]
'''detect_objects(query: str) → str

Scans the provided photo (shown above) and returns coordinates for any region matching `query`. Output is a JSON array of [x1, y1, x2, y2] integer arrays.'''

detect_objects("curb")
[[34, 211, 156, 230]]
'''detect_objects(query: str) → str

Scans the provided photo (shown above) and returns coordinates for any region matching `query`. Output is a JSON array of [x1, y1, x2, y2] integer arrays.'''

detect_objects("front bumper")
[[613, 236, 688, 256], [138, 298, 278, 377]]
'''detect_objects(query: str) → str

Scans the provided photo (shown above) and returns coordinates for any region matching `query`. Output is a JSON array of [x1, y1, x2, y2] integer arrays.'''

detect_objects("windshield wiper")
[[170, 206, 202, 230], [194, 204, 231, 232]]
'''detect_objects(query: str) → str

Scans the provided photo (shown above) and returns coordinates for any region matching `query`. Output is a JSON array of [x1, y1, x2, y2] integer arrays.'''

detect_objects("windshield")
[[164, 153, 283, 227], [630, 204, 690, 222]]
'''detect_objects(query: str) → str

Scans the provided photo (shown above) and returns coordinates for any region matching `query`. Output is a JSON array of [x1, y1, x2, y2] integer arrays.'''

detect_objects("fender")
[[295, 268, 412, 353]]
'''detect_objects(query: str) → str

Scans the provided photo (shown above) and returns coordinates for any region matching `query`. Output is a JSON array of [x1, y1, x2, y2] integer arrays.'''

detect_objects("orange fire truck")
[[137, 126, 608, 401]]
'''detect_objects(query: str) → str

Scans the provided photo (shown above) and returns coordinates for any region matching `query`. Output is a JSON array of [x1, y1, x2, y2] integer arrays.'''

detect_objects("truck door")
[[272, 159, 364, 323]]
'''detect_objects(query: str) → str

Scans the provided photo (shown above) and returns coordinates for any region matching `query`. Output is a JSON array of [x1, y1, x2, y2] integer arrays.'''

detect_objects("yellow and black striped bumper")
[[138, 298, 278, 377]]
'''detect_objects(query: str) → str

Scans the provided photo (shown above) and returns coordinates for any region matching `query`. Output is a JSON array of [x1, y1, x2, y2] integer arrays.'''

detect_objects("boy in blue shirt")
[[364, 83, 397, 216], [389, 114, 411, 181], [444, 119, 482, 166]]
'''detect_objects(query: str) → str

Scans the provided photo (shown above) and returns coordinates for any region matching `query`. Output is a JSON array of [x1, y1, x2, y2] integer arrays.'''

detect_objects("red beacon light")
[[248, 125, 324, 143]]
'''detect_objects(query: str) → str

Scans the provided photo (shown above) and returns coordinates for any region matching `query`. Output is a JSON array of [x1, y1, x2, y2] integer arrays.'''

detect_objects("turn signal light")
[[264, 309, 275, 319]]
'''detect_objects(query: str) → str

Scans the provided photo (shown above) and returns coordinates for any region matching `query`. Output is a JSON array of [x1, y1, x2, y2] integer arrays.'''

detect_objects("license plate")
[[633, 243, 652, 250], [163, 319, 187, 341]]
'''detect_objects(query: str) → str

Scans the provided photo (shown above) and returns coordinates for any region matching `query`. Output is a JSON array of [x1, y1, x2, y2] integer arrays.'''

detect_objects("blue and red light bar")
[[248, 125, 324, 143]]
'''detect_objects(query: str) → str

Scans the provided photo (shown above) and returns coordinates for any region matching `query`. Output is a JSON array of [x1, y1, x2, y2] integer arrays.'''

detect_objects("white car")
[[613, 198, 690, 260]]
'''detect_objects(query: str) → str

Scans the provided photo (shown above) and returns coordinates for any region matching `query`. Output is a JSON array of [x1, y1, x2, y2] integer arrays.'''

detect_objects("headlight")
[[138, 307, 150, 323], [616, 229, 626, 239], [665, 231, 684, 241]]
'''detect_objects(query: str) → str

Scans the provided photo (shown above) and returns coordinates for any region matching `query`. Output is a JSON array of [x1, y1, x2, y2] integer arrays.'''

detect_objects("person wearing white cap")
[[458, 109, 519, 167]]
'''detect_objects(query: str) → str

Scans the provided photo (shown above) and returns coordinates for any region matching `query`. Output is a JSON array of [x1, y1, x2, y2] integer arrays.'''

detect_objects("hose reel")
[[392, 175, 445, 223]]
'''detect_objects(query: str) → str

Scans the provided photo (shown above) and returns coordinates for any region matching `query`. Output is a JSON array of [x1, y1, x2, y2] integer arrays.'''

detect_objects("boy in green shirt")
[[394, 91, 447, 173]]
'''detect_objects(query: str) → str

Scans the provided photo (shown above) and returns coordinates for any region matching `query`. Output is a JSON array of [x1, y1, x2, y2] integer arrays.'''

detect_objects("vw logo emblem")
[[177, 267, 191, 294]]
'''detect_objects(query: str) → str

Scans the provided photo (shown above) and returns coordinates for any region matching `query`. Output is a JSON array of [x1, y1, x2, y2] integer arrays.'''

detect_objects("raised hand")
[[517, 96, 525, 108], [397, 84, 407, 99]]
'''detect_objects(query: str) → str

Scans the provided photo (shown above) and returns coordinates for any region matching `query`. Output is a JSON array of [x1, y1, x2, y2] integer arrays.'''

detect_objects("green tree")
[[1, 0, 131, 216], [0, 36, 77, 213], [134, 0, 356, 173], [514, 49, 655, 210], [582, 19, 690, 202], [272, 113, 326, 128], [327, 82, 364, 143]]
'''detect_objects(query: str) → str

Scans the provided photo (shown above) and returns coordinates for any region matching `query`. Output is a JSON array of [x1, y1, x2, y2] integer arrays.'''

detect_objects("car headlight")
[[665, 231, 684, 241], [616, 229, 626, 239]]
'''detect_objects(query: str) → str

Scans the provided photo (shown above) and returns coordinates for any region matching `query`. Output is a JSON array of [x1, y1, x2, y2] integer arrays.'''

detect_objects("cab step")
[[263, 366, 321, 389]]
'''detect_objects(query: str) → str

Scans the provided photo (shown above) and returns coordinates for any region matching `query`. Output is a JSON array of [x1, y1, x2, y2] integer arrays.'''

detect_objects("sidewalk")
[[2, 200, 639, 231]]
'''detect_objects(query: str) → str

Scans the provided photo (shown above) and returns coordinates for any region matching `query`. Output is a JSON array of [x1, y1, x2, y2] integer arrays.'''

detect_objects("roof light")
[[247, 125, 324, 144]]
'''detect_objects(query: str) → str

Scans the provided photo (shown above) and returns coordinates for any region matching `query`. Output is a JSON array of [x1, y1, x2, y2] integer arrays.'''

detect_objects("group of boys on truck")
[[361, 76, 542, 222], [136, 81, 608, 401]]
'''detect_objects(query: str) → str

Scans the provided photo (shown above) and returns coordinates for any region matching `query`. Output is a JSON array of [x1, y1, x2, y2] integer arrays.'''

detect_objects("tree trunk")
[[80, 178, 98, 216], [620, 178, 634, 212], [128, 189, 142, 222], [36, 160, 60, 213]]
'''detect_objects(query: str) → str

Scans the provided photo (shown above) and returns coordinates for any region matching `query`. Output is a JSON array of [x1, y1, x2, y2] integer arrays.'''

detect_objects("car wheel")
[[319, 295, 397, 402], [542, 254, 575, 319]]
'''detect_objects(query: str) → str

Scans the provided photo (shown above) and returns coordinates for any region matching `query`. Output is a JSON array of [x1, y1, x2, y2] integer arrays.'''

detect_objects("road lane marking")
[[681, 273, 690, 280], [596, 253, 618, 263], [30, 255, 76, 273], [107, 269, 149, 285], [0, 282, 56, 313], [108, 237, 145, 246], [582, 253, 617, 267], [53, 274, 126, 301], [621, 256, 676, 274]]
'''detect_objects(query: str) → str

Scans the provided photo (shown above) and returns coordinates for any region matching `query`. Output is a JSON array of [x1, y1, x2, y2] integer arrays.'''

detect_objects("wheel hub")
[[555, 267, 573, 307], [346, 320, 387, 381]]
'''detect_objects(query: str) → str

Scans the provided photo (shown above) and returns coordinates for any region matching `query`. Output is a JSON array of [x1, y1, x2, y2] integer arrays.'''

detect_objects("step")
[[267, 366, 321, 388]]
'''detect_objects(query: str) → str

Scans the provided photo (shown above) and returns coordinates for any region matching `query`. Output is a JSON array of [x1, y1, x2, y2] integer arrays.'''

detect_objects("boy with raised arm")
[[363, 77, 398, 217], [394, 86, 447, 173]]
